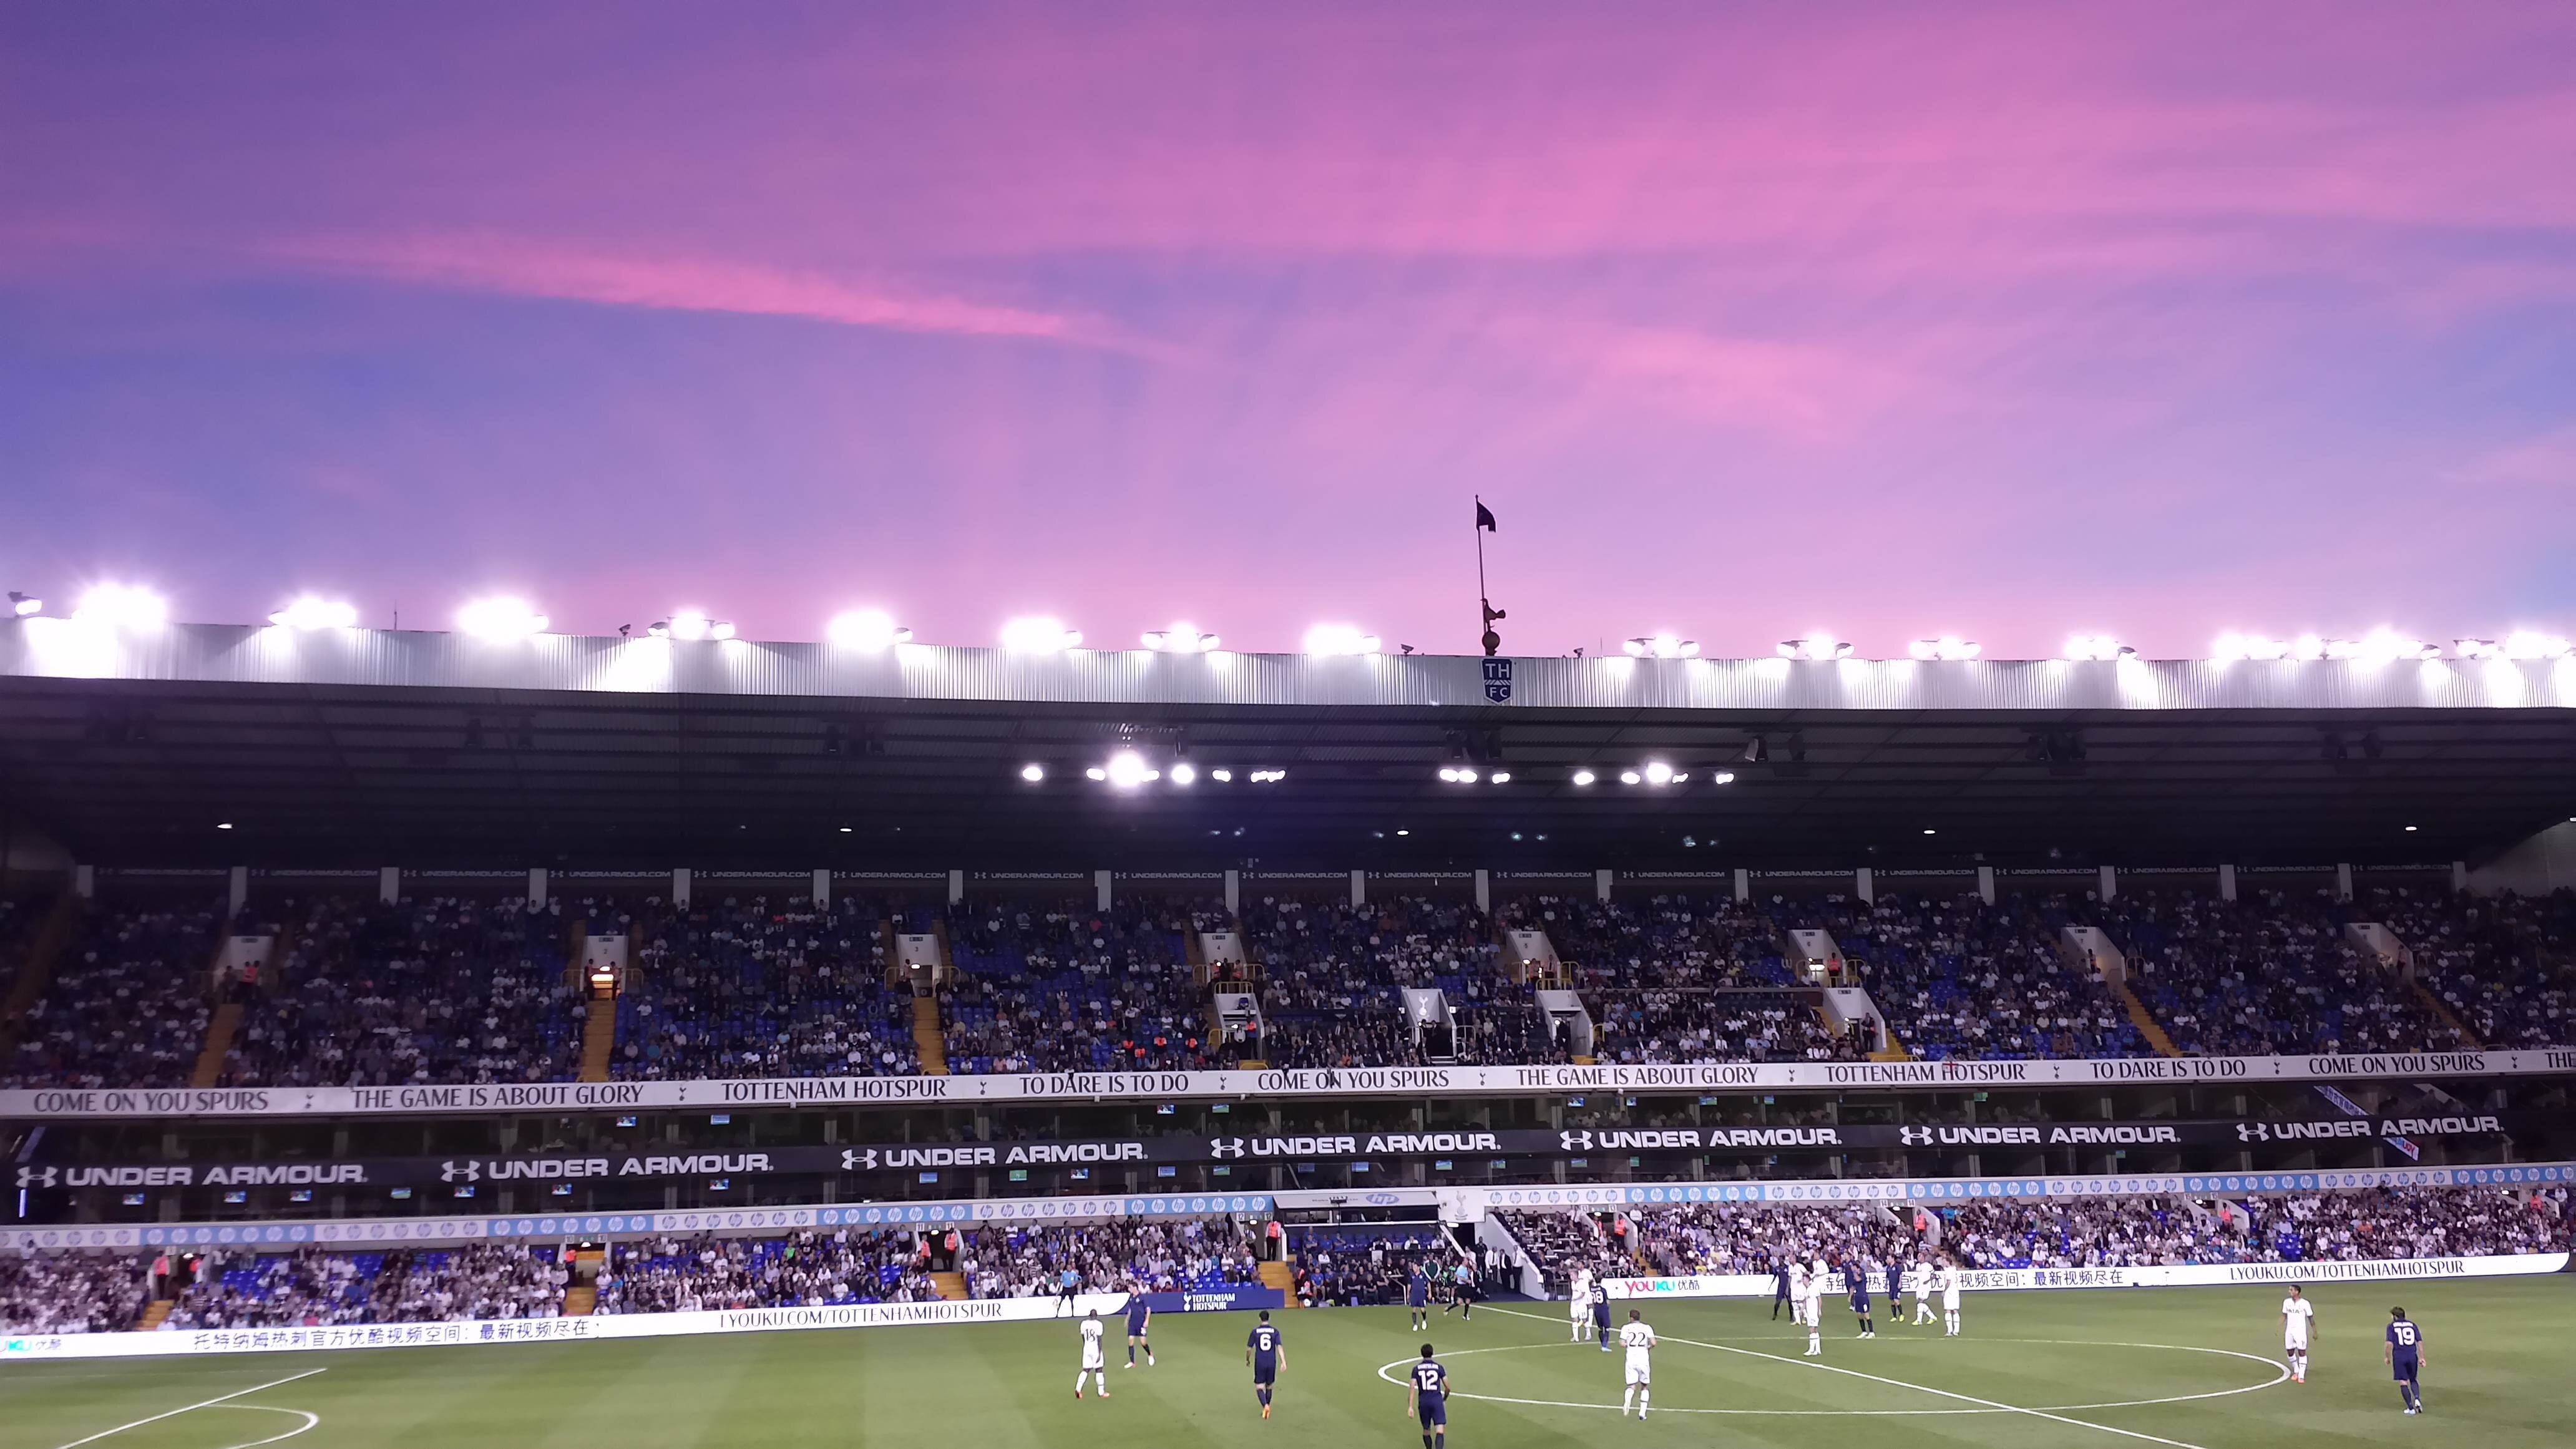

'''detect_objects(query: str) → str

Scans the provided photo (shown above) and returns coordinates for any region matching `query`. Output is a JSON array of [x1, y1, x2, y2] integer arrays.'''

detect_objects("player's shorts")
[[1943, 1295, 1961, 1311], [1253, 1363, 1277, 1385], [2285, 1334, 2308, 1353], [1625, 1360, 1651, 1386], [2391, 1354, 2419, 1382], [1417, 1397, 1448, 1427], [1082, 1353, 1105, 1371], [1127, 1326, 1149, 1339], [1410, 1291, 1428, 1308]]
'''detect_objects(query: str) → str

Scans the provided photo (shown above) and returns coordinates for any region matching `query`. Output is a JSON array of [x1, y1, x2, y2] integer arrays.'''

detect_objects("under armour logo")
[[840, 1149, 878, 1171], [2235, 1123, 2269, 1144], [14, 1166, 57, 1189], [1900, 1126, 1934, 1146], [1559, 1131, 1593, 1152], [439, 1160, 482, 1183], [1209, 1138, 1247, 1159]]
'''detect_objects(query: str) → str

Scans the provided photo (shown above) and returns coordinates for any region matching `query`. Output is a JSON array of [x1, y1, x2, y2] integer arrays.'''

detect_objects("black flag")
[[1475, 501, 1498, 532]]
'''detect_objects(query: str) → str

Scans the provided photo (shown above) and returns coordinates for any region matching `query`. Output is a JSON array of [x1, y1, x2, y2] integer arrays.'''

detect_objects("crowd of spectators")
[[1245, 895, 1521, 1068], [1505, 895, 1790, 990], [160, 1244, 566, 1327], [1287, 1226, 1456, 1307], [217, 897, 585, 1087], [597, 1229, 937, 1312], [1587, 988, 1863, 1064], [2, 907, 222, 1088], [0, 1249, 151, 1334], [610, 896, 918, 1079], [2363, 887, 2576, 1050], [957, 1217, 1264, 1298], [1505, 1184, 2573, 1292], [1829, 893, 2147, 1060], [938, 897, 1223, 1073]]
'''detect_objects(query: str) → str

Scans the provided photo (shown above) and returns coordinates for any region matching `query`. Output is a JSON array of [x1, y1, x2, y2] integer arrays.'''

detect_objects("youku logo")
[[1209, 1139, 1248, 1160], [14, 1166, 57, 1189], [439, 1160, 482, 1183], [1900, 1126, 1936, 1146], [2237, 1123, 2271, 1144], [1559, 1130, 1593, 1152], [840, 1149, 879, 1171]]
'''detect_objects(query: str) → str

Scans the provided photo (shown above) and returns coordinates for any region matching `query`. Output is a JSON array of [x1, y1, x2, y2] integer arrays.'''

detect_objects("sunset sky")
[[4, 2, 2573, 658]]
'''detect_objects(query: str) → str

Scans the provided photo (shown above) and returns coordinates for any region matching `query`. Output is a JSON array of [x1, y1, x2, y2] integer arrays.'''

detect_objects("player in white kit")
[[1938, 1259, 1962, 1336], [1619, 1310, 1657, 1417], [2281, 1285, 2315, 1383], [1569, 1266, 1593, 1341], [1908, 1261, 1936, 1325], [1801, 1257, 1828, 1357], [1075, 1308, 1111, 1399]]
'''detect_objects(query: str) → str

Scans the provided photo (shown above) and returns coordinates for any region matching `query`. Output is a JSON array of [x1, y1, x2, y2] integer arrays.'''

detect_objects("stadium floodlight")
[[1210, 768, 1234, 783], [1303, 623, 1381, 656], [2328, 630, 2439, 664], [1001, 616, 1081, 652], [267, 597, 358, 630], [1622, 633, 1700, 659], [1170, 762, 1198, 786], [1776, 633, 1851, 661], [1906, 637, 1981, 661], [1488, 771, 1511, 784], [1085, 766, 1108, 781], [1247, 768, 1287, 783], [2453, 638, 2501, 659], [1642, 761, 1674, 786], [1618, 769, 1642, 785], [1438, 767, 1460, 783], [1141, 622, 1221, 653], [1571, 768, 1596, 786], [2287, 633, 2328, 661], [72, 583, 169, 628], [2502, 631, 2572, 660], [668, 610, 716, 642], [9, 592, 44, 618], [1712, 771, 1737, 784], [2062, 634, 2133, 661], [1102, 751, 1158, 788], [456, 596, 548, 639], [1019, 763, 1045, 783], [2212, 632, 2289, 661], [827, 608, 912, 649]]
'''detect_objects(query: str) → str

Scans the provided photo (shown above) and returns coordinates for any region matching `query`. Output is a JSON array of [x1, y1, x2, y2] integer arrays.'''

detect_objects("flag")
[[1475, 500, 1498, 532]]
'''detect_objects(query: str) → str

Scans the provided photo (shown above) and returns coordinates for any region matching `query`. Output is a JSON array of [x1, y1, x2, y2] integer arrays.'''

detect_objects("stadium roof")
[[4, 622, 2574, 872]]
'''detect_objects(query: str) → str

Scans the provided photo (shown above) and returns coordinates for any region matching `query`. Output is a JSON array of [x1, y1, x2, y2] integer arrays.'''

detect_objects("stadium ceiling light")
[[1776, 633, 1851, 661], [456, 596, 548, 639], [1001, 616, 1081, 652], [2212, 632, 2289, 662], [1906, 637, 1981, 661], [2502, 631, 2572, 660], [1303, 623, 1382, 656], [1618, 769, 1642, 785], [1019, 763, 1045, 783], [216, 821, 233, 830], [827, 609, 912, 649], [9, 592, 45, 617], [2063, 633, 2135, 661], [267, 597, 358, 630], [1622, 633, 1700, 659], [1437, 766, 1461, 783], [1248, 768, 1287, 783], [1210, 768, 1234, 783], [1085, 766, 1108, 781], [1571, 768, 1597, 786], [1101, 750, 1159, 788], [2404, 824, 2419, 832], [1923, 827, 1937, 835], [1642, 761, 1675, 786], [1488, 771, 1511, 784], [72, 583, 170, 628], [1141, 622, 1220, 653], [1712, 771, 1737, 784], [1170, 762, 1198, 786]]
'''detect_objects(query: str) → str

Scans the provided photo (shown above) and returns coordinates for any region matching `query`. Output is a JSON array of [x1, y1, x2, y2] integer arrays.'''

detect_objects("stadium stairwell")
[[912, 995, 947, 1074], [2064, 925, 2182, 1058], [2411, 982, 2485, 1049], [1257, 1259, 1299, 1305], [2109, 978, 2182, 1057], [132, 1299, 173, 1330], [189, 1003, 243, 1088], [577, 997, 618, 1081], [929, 1271, 968, 1300], [560, 1247, 605, 1315]]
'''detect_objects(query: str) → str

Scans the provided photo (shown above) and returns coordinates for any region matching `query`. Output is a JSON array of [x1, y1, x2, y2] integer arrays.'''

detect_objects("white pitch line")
[[1661, 1334, 2218, 1449], [51, 1367, 328, 1449], [203, 1403, 322, 1449]]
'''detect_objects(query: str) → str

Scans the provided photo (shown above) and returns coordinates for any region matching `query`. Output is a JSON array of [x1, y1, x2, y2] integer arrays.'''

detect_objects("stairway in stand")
[[2410, 982, 2484, 1049], [560, 1247, 606, 1315], [1868, 1040, 1914, 1063], [2109, 978, 2182, 1057], [912, 995, 948, 1075], [190, 1003, 243, 1088], [133, 1300, 174, 1330], [1257, 1260, 1298, 1306], [929, 1271, 968, 1301], [578, 997, 619, 1082]]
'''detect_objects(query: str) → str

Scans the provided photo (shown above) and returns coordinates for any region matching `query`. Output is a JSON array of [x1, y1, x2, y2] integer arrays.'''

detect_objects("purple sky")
[[4, 2, 2574, 659]]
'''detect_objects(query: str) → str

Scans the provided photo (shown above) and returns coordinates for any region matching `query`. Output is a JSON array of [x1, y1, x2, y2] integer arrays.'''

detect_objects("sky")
[[2, 1, 2574, 660]]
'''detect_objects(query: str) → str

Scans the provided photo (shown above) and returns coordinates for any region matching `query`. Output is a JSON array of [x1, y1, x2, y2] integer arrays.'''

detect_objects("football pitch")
[[4, 1280, 2569, 1449]]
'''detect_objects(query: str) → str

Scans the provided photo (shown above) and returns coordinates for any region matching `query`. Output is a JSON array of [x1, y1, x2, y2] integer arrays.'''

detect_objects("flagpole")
[[1474, 492, 1489, 615]]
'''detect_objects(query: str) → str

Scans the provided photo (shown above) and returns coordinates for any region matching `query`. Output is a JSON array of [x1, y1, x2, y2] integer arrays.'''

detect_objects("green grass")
[[4, 1279, 2570, 1448]]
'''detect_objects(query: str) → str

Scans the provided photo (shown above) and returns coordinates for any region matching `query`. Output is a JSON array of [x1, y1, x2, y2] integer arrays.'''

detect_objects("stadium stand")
[[936, 896, 1222, 1073], [2, 905, 222, 1088], [608, 895, 919, 1080]]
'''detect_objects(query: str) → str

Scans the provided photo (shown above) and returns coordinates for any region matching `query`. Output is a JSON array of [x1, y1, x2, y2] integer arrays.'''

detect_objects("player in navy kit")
[[1246, 1310, 1286, 1419], [1406, 1344, 1450, 1449], [1125, 1290, 1154, 1368], [1884, 1261, 1905, 1330], [1591, 1276, 1613, 1350], [1847, 1256, 1875, 1338], [2385, 1306, 2425, 1415], [1770, 1258, 1792, 1320], [1408, 1262, 1432, 1332]]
